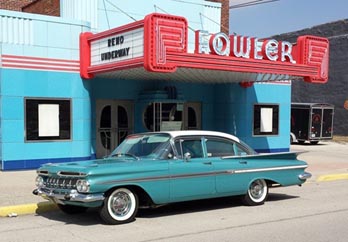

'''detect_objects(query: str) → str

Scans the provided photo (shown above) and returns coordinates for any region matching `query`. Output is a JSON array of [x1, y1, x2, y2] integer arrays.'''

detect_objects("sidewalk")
[[0, 170, 57, 217], [0, 141, 347, 217]]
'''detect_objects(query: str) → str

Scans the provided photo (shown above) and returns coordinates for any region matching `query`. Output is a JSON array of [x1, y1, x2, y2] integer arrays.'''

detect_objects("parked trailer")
[[290, 103, 334, 144]]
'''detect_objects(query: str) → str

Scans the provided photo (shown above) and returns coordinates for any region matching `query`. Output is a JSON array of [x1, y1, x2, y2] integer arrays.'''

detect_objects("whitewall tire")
[[242, 179, 268, 206], [99, 187, 138, 225]]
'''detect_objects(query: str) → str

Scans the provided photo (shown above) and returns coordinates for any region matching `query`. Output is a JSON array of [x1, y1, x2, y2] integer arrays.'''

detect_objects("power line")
[[170, 0, 219, 7], [199, 12, 229, 33], [229, 0, 280, 9], [102, 0, 110, 29], [154, 4, 196, 32], [105, 0, 137, 22]]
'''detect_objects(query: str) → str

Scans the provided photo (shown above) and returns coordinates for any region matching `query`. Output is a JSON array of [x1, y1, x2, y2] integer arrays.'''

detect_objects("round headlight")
[[76, 180, 90, 193], [35, 176, 44, 188]]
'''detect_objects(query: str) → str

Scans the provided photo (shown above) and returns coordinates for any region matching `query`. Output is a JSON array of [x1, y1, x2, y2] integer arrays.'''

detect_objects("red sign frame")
[[80, 13, 329, 84]]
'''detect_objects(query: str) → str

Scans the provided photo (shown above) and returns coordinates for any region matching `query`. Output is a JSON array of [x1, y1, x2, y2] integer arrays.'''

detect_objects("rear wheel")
[[242, 179, 268, 206], [99, 187, 138, 225], [57, 204, 88, 214]]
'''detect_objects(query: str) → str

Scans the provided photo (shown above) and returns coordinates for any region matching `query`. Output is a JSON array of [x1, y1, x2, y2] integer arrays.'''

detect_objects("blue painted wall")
[[0, 69, 92, 170], [0, 10, 91, 170], [214, 82, 291, 152]]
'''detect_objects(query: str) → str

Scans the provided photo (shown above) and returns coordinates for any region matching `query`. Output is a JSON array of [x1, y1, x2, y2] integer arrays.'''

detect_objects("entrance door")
[[96, 100, 134, 158], [311, 108, 322, 139], [183, 102, 201, 130], [322, 108, 334, 138]]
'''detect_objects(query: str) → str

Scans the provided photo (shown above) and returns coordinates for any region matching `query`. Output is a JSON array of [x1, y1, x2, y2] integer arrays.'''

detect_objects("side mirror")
[[184, 152, 191, 162]]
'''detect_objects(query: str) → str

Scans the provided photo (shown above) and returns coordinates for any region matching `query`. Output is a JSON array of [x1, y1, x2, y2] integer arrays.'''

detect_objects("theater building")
[[0, 1, 329, 170]]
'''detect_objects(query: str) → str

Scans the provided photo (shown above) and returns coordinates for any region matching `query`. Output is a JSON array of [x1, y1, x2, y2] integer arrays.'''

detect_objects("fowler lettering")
[[195, 30, 296, 64]]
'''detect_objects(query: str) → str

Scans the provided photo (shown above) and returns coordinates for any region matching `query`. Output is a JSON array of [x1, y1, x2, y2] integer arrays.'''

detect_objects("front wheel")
[[242, 179, 268, 206], [99, 187, 138, 225]]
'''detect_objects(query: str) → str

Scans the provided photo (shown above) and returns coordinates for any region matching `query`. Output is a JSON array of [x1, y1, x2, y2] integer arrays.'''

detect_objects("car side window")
[[174, 139, 204, 158], [206, 138, 235, 157], [234, 143, 249, 156]]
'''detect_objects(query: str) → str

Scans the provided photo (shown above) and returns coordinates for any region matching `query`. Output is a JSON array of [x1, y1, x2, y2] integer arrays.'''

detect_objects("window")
[[174, 138, 203, 158], [234, 143, 250, 156], [25, 98, 71, 141], [253, 104, 279, 136], [206, 139, 235, 157]]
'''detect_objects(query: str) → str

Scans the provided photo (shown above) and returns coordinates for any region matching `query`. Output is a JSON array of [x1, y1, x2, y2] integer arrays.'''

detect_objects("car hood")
[[38, 157, 167, 177]]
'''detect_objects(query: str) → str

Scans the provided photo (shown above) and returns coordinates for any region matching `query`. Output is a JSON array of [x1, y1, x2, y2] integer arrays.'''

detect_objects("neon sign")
[[195, 30, 296, 64]]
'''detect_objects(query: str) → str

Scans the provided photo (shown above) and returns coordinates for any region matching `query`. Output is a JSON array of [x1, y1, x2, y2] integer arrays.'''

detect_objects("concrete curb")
[[0, 201, 57, 217], [316, 173, 348, 182]]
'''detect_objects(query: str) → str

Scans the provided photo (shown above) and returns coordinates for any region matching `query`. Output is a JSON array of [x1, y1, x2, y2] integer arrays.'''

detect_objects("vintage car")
[[33, 131, 311, 224]]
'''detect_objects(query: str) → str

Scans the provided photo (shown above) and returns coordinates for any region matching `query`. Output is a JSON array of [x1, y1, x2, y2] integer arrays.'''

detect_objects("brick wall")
[[22, 0, 59, 16], [206, 0, 230, 34], [274, 20, 348, 135], [0, 0, 33, 11]]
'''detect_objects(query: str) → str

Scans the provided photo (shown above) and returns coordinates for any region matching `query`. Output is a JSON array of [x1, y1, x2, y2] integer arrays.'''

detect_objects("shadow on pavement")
[[267, 193, 299, 202], [36, 193, 297, 225]]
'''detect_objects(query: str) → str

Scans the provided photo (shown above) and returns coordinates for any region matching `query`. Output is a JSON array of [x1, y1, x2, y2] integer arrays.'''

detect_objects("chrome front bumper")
[[298, 172, 312, 181], [33, 187, 104, 204]]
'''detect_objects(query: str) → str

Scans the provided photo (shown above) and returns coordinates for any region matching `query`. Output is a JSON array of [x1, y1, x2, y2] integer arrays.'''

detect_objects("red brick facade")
[[0, 0, 34, 11], [0, 0, 59, 16], [206, 0, 230, 34], [23, 0, 60, 16]]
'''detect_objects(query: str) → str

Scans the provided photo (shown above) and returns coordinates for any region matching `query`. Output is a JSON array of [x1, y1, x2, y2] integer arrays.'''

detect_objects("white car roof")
[[163, 130, 240, 143]]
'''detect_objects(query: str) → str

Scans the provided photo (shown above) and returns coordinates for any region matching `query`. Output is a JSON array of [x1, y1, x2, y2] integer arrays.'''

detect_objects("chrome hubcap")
[[111, 191, 131, 217], [250, 180, 264, 199]]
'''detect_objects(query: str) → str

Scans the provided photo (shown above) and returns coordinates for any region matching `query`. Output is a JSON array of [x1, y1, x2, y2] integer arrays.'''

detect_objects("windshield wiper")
[[110, 153, 139, 160]]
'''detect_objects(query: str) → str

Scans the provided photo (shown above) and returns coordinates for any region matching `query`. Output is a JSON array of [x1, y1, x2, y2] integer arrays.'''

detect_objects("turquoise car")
[[33, 131, 311, 224]]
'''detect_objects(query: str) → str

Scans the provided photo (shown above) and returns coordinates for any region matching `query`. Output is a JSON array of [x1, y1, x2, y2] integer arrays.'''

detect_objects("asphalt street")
[[0, 179, 347, 242], [0, 140, 347, 238]]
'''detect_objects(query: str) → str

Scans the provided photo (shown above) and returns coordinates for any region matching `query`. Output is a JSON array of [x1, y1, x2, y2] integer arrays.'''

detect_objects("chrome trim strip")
[[99, 172, 213, 185], [234, 165, 308, 174], [98, 165, 307, 185], [57, 171, 87, 177], [221, 151, 307, 159]]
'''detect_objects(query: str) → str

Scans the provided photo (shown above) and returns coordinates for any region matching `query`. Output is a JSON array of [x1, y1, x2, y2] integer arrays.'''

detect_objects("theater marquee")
[[80, 13, 329, 85]]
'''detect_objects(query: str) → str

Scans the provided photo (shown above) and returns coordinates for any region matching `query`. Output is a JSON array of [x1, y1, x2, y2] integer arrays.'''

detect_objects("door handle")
[[203, 161, 212, 165], [239, 160, 247, 164]]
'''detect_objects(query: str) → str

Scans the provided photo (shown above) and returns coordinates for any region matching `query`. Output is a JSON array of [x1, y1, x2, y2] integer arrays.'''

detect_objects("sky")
[[229, 0, 348, 37]]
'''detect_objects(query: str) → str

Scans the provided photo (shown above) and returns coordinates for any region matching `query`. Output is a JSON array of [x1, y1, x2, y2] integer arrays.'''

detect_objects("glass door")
[[96, 100, 134, 158], [184, 102, 201, 130], [143, 102, 183, 131]]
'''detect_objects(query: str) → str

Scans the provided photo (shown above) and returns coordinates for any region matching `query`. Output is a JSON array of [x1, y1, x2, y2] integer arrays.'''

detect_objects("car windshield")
[[109, 133, 172, 160]]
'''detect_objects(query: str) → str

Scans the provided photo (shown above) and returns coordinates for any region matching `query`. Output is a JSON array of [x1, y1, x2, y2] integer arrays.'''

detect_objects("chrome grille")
[[44, 177, 78, 189]]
